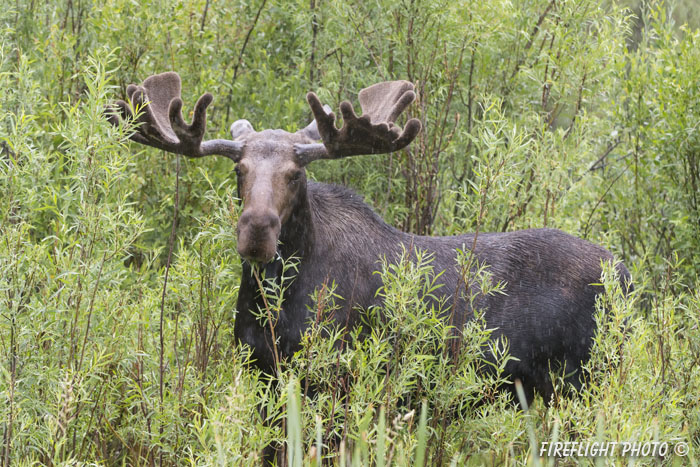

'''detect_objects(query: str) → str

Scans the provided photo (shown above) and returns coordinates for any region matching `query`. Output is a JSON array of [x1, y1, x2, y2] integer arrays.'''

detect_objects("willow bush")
[[1, 0, 699, 465]]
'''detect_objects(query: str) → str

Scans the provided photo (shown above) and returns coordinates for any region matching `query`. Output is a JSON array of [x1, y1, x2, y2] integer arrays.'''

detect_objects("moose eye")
[[289, 170, 303, 184]]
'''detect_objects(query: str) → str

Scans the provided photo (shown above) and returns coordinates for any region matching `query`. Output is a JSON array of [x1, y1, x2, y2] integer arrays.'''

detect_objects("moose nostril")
[[264, 213, 280, 230], [239, 210, 280, 232], [239, 211, 253, 226]]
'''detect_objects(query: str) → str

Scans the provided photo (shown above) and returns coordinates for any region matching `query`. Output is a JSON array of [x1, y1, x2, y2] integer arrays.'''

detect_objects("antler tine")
[[295, 81, 422, 165], [107, 72, 243, 161], [358, 80, 417, 124]]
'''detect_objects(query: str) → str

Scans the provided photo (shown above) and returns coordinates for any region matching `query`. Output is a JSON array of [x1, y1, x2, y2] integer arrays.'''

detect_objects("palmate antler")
[[295, 81, 422, 164], [107, 72, 421, 164], [107, 72, 243, 161]]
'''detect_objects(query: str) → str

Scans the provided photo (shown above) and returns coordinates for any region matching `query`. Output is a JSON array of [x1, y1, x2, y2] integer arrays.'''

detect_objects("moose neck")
[[277, 181, 315, 265]]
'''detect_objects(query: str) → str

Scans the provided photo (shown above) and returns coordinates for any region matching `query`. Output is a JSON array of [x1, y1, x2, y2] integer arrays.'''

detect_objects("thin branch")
[[200, 0, 210, 32], [511, 0, 557, 79], [252, 267, 281, 375], [159, 154, 181, 464], [563, 69, 587, 140], [582, 167, 627, 238], [76, 251, 107, 374], [225, 0, 269, 122], [309, 0, 320, 86], [586, 139, 622, 173]]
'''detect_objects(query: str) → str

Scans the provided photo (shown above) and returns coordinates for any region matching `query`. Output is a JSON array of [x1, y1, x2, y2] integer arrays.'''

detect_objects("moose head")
[[108, 72, 421, 263]]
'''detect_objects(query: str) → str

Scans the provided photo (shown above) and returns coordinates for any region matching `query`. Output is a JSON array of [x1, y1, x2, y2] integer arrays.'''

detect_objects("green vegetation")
[[1, 0, 699, 465]]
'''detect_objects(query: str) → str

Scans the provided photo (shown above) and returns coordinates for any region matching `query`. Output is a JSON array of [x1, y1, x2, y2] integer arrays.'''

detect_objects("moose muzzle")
[[236, 209, 281, 264]]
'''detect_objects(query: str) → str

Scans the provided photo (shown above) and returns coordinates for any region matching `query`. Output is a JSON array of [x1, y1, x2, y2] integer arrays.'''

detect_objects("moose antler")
[[107, 72, 243, 161], [295, 81, 422, 164]]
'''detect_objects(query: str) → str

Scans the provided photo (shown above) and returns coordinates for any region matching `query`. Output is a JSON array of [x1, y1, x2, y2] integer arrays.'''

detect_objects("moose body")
[[110, 72, 630, 403], [235, 180, 628, 401]]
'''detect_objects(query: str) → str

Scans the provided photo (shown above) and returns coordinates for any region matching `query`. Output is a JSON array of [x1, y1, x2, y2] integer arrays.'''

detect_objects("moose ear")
[[230, 119, 255, 139], [297, 104, 332, 141]]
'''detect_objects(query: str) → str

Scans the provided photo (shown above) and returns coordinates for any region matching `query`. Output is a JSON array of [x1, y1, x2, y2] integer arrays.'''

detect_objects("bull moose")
[[108, 72, 631, 405]]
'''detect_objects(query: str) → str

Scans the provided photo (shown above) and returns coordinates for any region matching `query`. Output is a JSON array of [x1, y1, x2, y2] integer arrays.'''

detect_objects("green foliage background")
[[1, 0, 699, 465]]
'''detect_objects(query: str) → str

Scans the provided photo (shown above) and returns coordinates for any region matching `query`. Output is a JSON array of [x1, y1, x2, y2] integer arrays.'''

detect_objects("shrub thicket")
[[1, 0, 698, 465]]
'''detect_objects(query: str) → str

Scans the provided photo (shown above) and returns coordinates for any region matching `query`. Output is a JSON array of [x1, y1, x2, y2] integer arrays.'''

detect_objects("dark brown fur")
[[235, 179, 631, 403]]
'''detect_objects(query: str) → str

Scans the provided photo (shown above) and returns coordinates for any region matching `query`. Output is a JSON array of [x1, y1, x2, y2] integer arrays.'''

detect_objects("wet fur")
[[234, 181, 631, 403]]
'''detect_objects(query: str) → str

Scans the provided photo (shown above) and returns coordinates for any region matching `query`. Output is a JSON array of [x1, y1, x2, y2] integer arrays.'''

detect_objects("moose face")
[[231, 128, 313, 264]]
